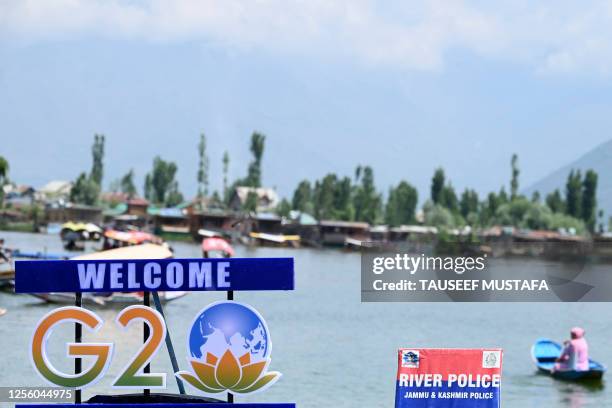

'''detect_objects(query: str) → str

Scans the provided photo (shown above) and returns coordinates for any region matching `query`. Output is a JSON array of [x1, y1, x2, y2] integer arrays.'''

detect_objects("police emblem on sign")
[[482, 350, 501, 368], [401, 350, 420, 368]]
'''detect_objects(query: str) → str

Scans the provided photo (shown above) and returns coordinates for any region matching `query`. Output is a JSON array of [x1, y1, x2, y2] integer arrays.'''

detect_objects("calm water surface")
[[0, 231, 611, 407]]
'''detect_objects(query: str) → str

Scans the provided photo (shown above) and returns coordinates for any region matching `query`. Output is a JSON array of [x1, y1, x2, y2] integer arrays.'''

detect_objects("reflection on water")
[[0, 231, 610, 408], [558, 381, 605, 408]]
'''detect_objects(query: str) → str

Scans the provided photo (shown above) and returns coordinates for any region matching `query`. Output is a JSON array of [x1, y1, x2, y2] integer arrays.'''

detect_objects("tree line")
[[13, 133, 603, 234]]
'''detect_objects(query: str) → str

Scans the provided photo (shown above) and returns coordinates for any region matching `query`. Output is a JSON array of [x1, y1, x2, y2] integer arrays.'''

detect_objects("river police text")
[[77, 261, 231, 290], [398, 373, 501, 388]]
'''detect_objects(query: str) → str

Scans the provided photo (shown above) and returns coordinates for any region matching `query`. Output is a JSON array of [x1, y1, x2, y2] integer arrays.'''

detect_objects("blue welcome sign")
[[15, 257, 294, 293]]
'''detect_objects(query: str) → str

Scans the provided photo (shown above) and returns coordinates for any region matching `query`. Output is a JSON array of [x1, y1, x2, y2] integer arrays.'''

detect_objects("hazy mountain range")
[[526, 139, 612, 216]]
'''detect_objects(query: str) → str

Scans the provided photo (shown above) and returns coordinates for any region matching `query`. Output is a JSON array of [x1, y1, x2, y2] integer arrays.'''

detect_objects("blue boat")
[[531, 338, 606, 381]]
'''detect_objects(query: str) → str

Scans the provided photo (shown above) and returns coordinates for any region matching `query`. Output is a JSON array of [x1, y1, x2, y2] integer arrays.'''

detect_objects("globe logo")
[[189, 302, 269, 363], [176, 301, 281, 395]]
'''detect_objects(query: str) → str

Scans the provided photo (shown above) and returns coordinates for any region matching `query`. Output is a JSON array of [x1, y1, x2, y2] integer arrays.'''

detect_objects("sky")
[[2, 0, 612, 201]]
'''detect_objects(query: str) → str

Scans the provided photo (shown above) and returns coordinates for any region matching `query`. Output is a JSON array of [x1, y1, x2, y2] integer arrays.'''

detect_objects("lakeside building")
[[45, 203, 103, 224], [319, 220, 370, 246], [1, 184, 37, 208], [252, 213, 283, 234], [38, 180, 72, 202], [149, 207, 189, 237], [228, 186, 279, 213], [388, 225, 438, 242], [188, 209, 235, 238], [126, 198, 149, 217], [282, 211, 320, 247], [101, 197, 150, 228]]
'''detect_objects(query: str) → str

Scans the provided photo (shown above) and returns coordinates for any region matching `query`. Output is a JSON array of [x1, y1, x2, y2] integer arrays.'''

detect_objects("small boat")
[[11, 249, 70, 260], [531, 338, 606, 381], [102, 229, 166, 250], [0, 258, 15, 287], [202, 237, 235, 258], [249, 232, 300, 248], [60, 222, 103, 241], [198, 228, 225, 239]]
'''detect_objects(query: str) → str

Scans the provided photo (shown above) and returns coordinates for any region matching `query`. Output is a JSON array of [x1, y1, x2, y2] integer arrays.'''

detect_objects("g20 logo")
[[32, 305, 167, 389], [31, 301, 280, 395]]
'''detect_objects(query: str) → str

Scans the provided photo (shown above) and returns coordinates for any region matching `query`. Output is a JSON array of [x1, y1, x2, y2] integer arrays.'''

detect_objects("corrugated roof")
[[289, 210, 318, 225], [103, 203, 127, 216], [320, 220, 370, 229]]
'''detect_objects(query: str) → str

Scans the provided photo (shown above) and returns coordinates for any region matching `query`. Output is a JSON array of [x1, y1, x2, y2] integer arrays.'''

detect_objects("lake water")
[[0, 230, 611, 407]]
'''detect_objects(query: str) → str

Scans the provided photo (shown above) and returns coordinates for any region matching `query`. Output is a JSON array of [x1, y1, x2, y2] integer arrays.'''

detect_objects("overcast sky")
[[2, 0, 612, 200]]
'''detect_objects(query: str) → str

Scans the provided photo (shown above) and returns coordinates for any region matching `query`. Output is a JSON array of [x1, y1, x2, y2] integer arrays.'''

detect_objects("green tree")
[[313, 174, 337, 220], [144, 174, 152, 201], [459, 189, 479, 219], [145, 156, 182, 206], [165, 181, 184, 207], [423, 201, 455, 228], [333, 176, 354, 221], [531, 191, 541, 203], [385, 181, 418, 226], [0, 156, 8, 182], [120, 169, 137, 198], [276, 198, 292, 217], [70, 172, 100, 205], [565, 169, 582, 218], [90, 134, 105, 187], [222, 151, 230, 203], [482, 192, 501, 225], [440, 184, 459, 213], [197, 133, 209, 198], [493, 197, 533, 227], [510, 153, 519, 201], [0, 156, 9, 207], [353, 166, 382, 224], [431, 168, 445, 204], [546, 189, 564, 213], [498, 187, 509, 204], [243, 191, 258, 213], [292, 180, 313, 213], [245, 132, 265, 187], [581, 169, 598, 231]]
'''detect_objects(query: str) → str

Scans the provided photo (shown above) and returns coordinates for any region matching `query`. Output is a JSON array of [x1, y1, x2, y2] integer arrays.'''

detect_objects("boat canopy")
[[61, 222, 102, 233], [72, 243, 173, 260], [249, 232, 300, 243], [202, 237, 235, 257], [103, 229, 163, 245]]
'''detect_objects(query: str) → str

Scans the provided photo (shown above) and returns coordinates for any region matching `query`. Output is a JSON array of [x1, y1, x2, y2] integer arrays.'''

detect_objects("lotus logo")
[[176, 301, 280, 395]]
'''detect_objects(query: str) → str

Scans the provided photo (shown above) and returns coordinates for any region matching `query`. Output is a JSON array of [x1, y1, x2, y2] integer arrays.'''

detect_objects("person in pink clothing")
[[554, 327, 589, 372]]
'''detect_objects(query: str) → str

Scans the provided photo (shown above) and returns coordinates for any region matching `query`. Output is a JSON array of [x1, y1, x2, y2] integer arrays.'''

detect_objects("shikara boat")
[[29, 243, 187, 305], [0, 258, 15, 288], [102, 229, 166, 250], [249, 232, 300, 248], [531, 339, 606, 381], [202, 237, 235, 258], [60, 222, 103, 241]]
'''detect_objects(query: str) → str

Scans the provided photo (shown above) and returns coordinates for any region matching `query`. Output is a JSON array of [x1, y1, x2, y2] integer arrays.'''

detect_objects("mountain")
[[525, 139, 612, 217]]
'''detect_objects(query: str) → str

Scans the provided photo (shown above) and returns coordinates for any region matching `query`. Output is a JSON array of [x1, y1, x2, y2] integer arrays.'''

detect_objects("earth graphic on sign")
[[188, 302, 269, 363]]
